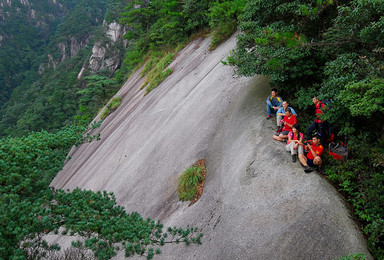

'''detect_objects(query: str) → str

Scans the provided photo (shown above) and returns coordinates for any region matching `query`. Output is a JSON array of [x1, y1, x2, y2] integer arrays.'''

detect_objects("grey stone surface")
[[50, 34, 371, 259]]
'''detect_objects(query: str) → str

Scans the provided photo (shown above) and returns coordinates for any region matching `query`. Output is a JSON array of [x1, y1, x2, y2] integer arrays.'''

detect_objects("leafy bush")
[[207, 0, 247, 50], [325, 147, 384, 257], [338, 253, 367, 260], [338, 79, 384, 118], [76, 75, 118, 124], [182, 0, 211, 31], [119, 0, 246, 77], [140, 46, 184, 95], [145, 69, 173, 95], [0, 126, 203, 259], [0, 126, 85, 258], [178, 165, 205, 202], [101, 96, 122, 120]]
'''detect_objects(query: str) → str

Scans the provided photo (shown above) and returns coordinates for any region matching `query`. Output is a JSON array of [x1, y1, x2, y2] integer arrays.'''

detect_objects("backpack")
[[328, 142, 348, 160]]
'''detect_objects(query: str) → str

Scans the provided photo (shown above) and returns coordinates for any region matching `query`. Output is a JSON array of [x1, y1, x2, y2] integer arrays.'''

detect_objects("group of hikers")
[[266, 88, 332, 173]]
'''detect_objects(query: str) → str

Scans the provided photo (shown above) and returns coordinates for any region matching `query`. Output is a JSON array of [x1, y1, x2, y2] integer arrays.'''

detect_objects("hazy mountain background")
[[0, 0, 127, 136]]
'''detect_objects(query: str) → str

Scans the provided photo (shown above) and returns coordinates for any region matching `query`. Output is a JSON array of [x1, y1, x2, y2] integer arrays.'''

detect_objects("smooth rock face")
[[51, 34, 371, 259]]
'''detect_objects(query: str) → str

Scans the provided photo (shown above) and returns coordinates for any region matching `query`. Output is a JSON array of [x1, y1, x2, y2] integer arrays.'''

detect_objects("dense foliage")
[[0, 126, 84, 258], [0, 0, 115, 137], [116, 0, 246, 82], [0, 0, 75, 109], [0, 127, 202, 259], [76, 75, 118, 124], [228, 0, 384, 257]]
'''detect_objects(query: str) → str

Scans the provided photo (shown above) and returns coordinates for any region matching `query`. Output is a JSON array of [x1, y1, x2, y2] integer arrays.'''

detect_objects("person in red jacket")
[[306, 95, 329, 144], [273, 108, 297, 142], [299, 133, 324, 173]]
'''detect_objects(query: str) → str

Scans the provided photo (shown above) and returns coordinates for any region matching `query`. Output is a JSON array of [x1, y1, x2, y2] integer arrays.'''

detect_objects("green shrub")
[[100, 96, 122, 120], [324, 142, 384, 257], [109, 96, 122, 110], [207, 0, 247, 50], [0, 127, 203, 259], [141, 52, 163, 77], [337, 253, 366, 260], [177, 165, 204, 201], [209, 20, 237, 50], [141, 45, 184, 95], [145, 69, 173, 95]]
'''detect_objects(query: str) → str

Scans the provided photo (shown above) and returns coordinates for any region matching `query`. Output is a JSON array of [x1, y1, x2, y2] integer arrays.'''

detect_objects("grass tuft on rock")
[[100, 96, 122, 120], [177, 160, 206, 202], [140, 44, 184, 95]]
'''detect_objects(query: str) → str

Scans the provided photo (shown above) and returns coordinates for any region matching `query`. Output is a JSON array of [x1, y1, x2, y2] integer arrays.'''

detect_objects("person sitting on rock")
[[266, 88, 283, 119], [276, 101, 297, 133], [298, 133, 324, 173], [285, 124, 303, 162], [273, 108, 297, 142]]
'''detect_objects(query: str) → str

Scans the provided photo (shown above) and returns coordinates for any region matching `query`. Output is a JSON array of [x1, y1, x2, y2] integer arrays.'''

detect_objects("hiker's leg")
[[273, 134, 284, 141], [313, 156, 322, 166], [285, 142, 294, 154], [297, 145, 304, 155], [306, 122, 317, 139], [299, 153, 308, 166], [318, 123, 327, 144], [277, 131, 289, 142], [292, 143, 299, 154], [289, 142, 296, 155], [266, 104, 272, 116]]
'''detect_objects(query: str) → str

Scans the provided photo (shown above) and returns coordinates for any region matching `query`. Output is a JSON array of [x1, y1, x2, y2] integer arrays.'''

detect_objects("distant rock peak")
[[78, 20, 127, 78]]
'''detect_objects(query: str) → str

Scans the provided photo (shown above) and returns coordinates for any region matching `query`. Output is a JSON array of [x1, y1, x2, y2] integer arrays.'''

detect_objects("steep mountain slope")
[[51, 34, 371, 259]]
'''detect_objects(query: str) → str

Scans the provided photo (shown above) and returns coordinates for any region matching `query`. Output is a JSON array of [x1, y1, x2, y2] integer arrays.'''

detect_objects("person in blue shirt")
[[266, 88, 283, 119], [276, 101, 297, 133]]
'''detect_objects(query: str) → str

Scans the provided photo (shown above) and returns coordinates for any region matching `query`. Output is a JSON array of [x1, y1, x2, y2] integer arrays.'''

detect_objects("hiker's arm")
[[283, 120, 294, 128], [277, 98, 283, 108], [298, 136, 303, 145], [309, 146, 319, 157], [276, 108, 284, 116], [266, 96, 272, 105]]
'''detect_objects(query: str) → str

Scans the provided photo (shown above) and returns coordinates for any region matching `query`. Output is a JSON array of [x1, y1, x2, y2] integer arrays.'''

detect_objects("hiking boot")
[[266, 115, 271, 119], [304, 165, 313, 173], [292, 154, 297, 163]]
